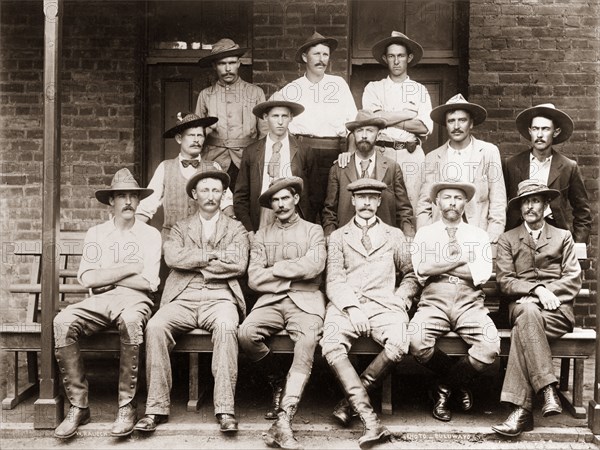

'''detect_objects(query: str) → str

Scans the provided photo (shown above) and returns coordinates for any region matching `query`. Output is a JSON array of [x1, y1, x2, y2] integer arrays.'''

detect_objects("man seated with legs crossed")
[[238, 176, 326, 449], [53, 168, 160, 438], [409, 180, 499, 422], [492, 179, 581, 436], [320, 178, 419, 448], [135, 164, 249, 433]]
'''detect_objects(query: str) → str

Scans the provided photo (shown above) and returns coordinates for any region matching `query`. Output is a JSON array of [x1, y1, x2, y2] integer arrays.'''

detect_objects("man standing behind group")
[[196, 38, 267, 189], [417, 94, 506, 243], [362, 31, 433, 211], [270, 31, 357, 220]]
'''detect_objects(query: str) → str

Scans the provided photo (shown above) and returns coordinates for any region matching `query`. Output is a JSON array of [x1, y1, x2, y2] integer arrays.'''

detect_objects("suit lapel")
[[257, 139, 266, 182], [468, 138, 485, 181], [374, 154, 388, 181], [212, 214, 229, 246], [289, 134, 298, 163], [343, 224, 368, 257], [546, 150, 563, 188], [517, 223, 537, 252], [535, 224, 552, 251], [187, 214, 202, 247], [343, 154, 359, 184], [369, 225, 389, 253], [517, 151, 531, 182]]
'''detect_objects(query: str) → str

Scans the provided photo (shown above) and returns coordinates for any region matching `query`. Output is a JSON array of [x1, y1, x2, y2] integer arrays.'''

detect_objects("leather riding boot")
[[444, 356, 481, 412], [264, 372, 309, 450], [54, 343, 90, 439], [329, 357, 391, 448], [419, 348, 454, 376], [332, 351, 396, 427], [431, 384, 452, 422], [491, 406, 534, 437], [258, 351, 286, 420], [111, 343, 140, 436], [541, 384, 562, 417]]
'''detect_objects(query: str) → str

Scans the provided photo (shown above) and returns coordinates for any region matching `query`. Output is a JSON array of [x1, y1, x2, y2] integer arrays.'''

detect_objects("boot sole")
[[54, 416, 91, 439], [491, 423, 533, 437], [264, 434, 281, 448], [432, 411, 452, 422], [332, 411, 352, 428], [111, 427, 135, 437], [542, 408, 562, 418], [358, 428, 391, 448]]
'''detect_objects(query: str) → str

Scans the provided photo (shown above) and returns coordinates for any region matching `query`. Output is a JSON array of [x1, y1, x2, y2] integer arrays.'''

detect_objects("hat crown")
[[308, 31, 326, 41], [210, 38, 240, 54], [516, 179, 551, 197], [109, 168, 142, 190], [533, 103, 556, 110], [390, 30, 408, 39], [445, 93, 469, 106], [175, 111, 202, 126], [347, 178, 387, 193]]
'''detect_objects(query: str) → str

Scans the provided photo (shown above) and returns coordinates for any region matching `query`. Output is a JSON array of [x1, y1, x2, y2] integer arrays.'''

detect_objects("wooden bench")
[[1, 236, 595, 419]]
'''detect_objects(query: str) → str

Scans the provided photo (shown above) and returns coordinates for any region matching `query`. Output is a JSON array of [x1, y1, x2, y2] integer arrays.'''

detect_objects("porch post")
[[589, 171, 600, 433], [34, 0, 64, 429]]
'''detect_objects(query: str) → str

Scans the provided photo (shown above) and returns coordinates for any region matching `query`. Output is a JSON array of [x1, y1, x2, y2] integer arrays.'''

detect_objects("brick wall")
[[252, 0, 350, 98], [469, 0, 599, 327]]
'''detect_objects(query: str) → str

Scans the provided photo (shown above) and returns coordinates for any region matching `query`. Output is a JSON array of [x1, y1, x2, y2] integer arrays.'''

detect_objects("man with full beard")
[[409, 181, 499, 422], [321, 110, 414, 238]]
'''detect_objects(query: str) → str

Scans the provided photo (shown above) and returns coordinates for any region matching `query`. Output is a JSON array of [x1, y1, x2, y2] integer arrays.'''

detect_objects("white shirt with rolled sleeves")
[[78, 218, 162, 292], [411, 219, 492, 287], [270, 74, 357, 138], [136, 154, 234, 220]]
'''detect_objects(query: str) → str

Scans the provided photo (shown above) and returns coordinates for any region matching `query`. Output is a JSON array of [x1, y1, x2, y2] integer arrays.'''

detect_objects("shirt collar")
[[524, 221, 545, 238], [178, 154, 201, 161], [275, 212, 300, 228], [198, 211, 220, 225], [354, 215, 379, 228], [385, 75, 411, 85], [530, 151, 552, 164], [216, 77, 241, 89], [448, 136, 473, 155], [266, 133, 289, 148]]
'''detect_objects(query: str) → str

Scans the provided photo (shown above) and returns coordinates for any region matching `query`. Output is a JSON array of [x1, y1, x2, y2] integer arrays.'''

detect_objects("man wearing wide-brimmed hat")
[[322, 109, 414, 238], [136, 164, 248, 434], [234, 100, 318, 234], [321, 177, 419, 448], [416, 93, 507, 243], [410, 180, 499, 423], [361, 31, 434, 212], [492, 179, 581, 437], [504, 103, 591, 244], [53, 168, 161, 439], [238, 176, 326, 449], [137, 112, 235, 241], [269, 31, 358, 220], [195, 38, 267, 189]]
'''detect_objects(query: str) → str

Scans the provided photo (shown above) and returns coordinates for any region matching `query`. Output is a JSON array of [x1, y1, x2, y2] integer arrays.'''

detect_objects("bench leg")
[[556, 358, 587, 419], [187, 353, 207, 412], [559, 358, 570, 392], [381, 374, 392, 415], [2, 351, 39, 410]]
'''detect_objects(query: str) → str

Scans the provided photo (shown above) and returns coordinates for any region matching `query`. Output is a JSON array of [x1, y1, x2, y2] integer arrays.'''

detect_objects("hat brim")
[[186, 170, 230, 198], [258, 179, 304, 209], [253, 101, 305, 118], [163, 117, 218, 138], [295, 38, 338, 64], [95, 188, 153, 206], [197, 47, 248, 67], [515, 106, 574, 144], [372, 36, 424, 67], [507, 188, 561, 212], [430, 182, 476, 204], [430, 103, 487, 126], [346, 118, 387, 132]]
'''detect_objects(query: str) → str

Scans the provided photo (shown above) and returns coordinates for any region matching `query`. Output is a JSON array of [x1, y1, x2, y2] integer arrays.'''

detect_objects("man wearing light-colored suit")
[[504, 103, 591, 244], [234, 100, 318, 235], [135, 165, 249, 434], [238, 176, 326, 450], [321, 178, 419, 448], [322, 110, 414, 238], [417, 94, 506, 243], [492, 179, 581, 437]]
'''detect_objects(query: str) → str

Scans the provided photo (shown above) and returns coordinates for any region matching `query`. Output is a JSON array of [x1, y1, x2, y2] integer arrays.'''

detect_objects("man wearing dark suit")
[[234, 100, 317, 236], [492, 179, 582, 437], [135, 164, 249, 434], [322, 110, 414, 238], [504, 103, 591, 244]]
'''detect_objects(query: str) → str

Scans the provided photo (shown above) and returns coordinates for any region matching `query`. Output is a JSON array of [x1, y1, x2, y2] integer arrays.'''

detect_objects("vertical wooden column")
[[34, 0, 63, 429], [589, 173, 600, 432]]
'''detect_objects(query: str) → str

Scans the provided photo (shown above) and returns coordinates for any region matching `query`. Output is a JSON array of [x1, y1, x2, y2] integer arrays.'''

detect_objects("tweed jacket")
[[496, 222, 581, 325], [321, 153, 415, 238], [161, 212, 249, 319], [234, 134, 318, 232], [326, 218, 420, 314], [416, 137, 507, 243], [248, 216, 326, 318], [503, 149, 591, 244]]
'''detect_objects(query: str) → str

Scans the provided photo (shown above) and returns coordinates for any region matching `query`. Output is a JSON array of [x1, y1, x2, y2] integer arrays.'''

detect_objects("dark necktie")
[[355, 219, 376, 253], [446, 226, 460, 256], [268, 141, 282, 179], [529, 231, 539, 245], [181, 159, 200, 169], [359, 158, 371, 178]]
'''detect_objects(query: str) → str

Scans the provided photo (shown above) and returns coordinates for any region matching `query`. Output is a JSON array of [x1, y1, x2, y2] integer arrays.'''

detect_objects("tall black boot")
[[54, 343, 91, 439], [417, 348, 455, 422], [264, 371, 310, 450], [330, 357, 391, 448], [111, 343, 140, 437], [444, 356, 482, 412], [332, 351, 396, 427], [258, 351, 287, 420]]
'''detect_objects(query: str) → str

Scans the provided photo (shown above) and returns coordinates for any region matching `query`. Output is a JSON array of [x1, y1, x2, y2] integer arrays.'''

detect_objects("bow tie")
[[181, 159, 200, 168]]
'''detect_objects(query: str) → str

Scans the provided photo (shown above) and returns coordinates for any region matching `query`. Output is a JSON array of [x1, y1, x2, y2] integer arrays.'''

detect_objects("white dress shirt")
[[446, 138, 474, 182], [354, 153, 376, 178], [261, 133, 292, 194], [199, 211, 220, 243]]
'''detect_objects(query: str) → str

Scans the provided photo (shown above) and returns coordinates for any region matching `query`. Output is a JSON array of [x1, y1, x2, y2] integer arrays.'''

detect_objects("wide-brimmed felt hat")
[[430, 181, 476, 204], [95, 168, 153, 205], [185, 162, 230, 198], [507, 179, 560, 212], [295, 31, 338, 64], [347, 178, 387, 195], [346, 110, 387, 132], [371, 31, 424, 67], [258, 176, 304, 209], [163, 112, 218, 139], [252, 101, 305, 119], [197, 38, 248, 66], [515, 103, 574, 144], [430, 94, 487, 126]]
